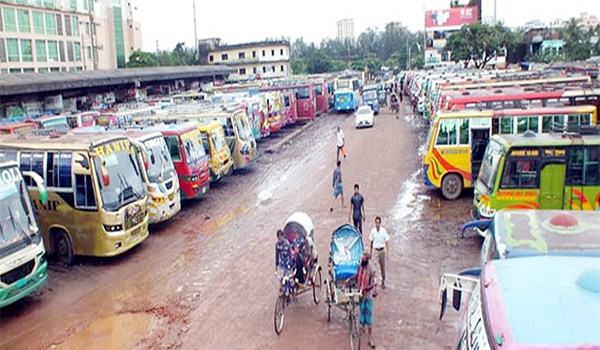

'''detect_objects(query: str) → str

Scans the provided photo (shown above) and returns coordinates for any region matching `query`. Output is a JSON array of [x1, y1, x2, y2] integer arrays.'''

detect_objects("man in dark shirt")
[[330, 160, 344, 212], [348, 183, 365, 234], [275, 230, 292, 276]]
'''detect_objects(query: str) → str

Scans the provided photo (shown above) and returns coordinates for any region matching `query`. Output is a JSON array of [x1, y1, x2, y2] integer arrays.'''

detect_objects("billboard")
[[425, 6, 478, 30]]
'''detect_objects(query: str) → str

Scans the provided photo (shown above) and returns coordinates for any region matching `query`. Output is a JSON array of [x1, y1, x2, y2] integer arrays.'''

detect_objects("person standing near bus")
[[349, 184, 365, 234], [330, 160, 344, 212], [336, 126, 346, 161], [369, 216, 390, 289]]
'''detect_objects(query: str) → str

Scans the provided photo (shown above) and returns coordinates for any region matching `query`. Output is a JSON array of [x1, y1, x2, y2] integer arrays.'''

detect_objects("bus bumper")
[[148, 192, 181, 224], [0, 259, 48, 308], [423, 164, 435, 188]]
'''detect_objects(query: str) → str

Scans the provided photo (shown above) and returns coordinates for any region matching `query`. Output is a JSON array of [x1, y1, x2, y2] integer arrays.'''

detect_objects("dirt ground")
[[0, 102, 481, 350]]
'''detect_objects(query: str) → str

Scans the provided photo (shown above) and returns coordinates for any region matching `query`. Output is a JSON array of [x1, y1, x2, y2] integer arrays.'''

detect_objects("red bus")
[[146, 123, 210, 200], [294, 84, 316, 121], [0, 122, 36, 136], [312, 80, 328, 115], [282, 90, 298, 125]]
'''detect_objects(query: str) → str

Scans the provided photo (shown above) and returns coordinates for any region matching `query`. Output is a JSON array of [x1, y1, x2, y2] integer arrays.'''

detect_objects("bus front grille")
[[125, 205, 144, 230], [1, 259, 35, 285]]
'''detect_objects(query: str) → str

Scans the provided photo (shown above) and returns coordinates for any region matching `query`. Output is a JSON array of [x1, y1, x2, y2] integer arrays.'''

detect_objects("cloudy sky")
[[136, 0, 597, 51]]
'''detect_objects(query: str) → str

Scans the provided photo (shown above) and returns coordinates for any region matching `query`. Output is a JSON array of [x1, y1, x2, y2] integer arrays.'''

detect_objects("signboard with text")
[[425, 6, 478, 30]]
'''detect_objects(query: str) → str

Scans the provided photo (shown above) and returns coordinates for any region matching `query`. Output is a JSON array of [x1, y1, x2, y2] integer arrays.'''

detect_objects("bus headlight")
[[479, 205, 496, 218], [103, 224, 123, 232], [151, 196, 167, 204]]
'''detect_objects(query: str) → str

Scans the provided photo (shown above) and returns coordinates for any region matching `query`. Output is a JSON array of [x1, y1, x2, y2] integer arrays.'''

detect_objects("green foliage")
[[291, 58, 307, 74], [126, 50, 158, 68], [562, 18, 592, 61], [126, 43, 197, 68], [305, 50, 332, 73], [445, 23, 514, 68]]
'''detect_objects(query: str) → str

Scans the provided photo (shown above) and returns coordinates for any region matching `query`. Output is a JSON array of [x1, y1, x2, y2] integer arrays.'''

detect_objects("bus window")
[[435, 119, 457, 145], [517, 116, 539, 134], [567, 146, 600, 186], [75, 174, 97, 209], [314, 84, 323, 96], [542, 116, 552, 132], [501, 158, 539, 188], [165, 136, 181, 162], [200, 133, 210, 155], [0, 150, 17, 161], [500, 117, 513, 134], [222, 118, 235, 138], [19, 152, 44, 186], [296, 87, 310, 100], [46, 152, 72, 188], [459, 119, 469, 145]]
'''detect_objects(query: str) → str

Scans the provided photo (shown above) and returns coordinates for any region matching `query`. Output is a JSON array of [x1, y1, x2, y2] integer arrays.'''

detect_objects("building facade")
[[336, 18, 354, 41], [0, 0, 142, 74], [206, 40, 290, 81]]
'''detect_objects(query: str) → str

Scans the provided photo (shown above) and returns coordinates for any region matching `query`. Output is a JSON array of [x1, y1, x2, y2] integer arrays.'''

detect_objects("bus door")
[[470, 118, 491, 183], [539, 162, 566, 209], [564, 144, 598, 210]]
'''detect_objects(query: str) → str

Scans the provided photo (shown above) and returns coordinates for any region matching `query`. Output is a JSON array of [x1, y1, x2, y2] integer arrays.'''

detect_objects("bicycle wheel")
[[274, 295, 286, 335], [324, 280, 332, 322], [312, 266, 323, 304], [349, 307, 361, 350]]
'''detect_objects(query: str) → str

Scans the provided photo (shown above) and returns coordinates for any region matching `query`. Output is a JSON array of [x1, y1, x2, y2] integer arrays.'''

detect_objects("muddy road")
[[0, 104, 481, 350]]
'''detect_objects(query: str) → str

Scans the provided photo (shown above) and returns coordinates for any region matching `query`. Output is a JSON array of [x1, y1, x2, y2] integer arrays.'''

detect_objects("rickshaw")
[[274, 212, 323, 335], [324, 224, 365, 350]]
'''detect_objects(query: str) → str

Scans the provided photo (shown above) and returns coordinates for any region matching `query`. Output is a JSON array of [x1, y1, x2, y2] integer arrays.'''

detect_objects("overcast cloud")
[[136, 0, 597, 51]]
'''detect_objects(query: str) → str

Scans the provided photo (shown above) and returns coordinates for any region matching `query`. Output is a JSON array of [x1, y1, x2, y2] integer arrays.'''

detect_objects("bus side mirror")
[[439, 288, 448, 320], [22, 171, 48, 205], [453, 288, 462, 311]]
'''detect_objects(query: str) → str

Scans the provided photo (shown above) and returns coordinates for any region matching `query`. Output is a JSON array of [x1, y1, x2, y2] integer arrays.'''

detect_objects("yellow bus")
[[196, 121, 234, 182], [423, 105, 598, 199], [0, 134, 149, 265]]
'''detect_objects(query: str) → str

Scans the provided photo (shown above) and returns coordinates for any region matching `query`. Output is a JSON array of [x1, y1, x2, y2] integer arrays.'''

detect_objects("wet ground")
[[0, 103, 481, 350]]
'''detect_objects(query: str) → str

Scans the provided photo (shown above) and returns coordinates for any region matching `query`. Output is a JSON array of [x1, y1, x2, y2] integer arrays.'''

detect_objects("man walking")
[[336, 126, 346, 161], [348, 184, 365, 234], [369, 217, 390, 289], [330, 160, 344, 212], [347, 252, 376, 348]]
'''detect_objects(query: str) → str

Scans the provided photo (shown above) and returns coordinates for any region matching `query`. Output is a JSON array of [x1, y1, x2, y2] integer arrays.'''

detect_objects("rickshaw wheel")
[[274, 295, 285, 335], [324, 281, 332, 322], [349, 305, 361, 350], [312, 267, 323, 304]]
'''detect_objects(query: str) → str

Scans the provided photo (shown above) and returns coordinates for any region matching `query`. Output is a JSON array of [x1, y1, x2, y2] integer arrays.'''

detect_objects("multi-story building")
[[337, 18, 354, 41], [0, 0, 142, 74], [206, 40, 290, 81]]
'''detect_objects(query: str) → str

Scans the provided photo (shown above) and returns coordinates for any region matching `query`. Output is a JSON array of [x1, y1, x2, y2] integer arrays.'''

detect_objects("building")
[[0, 0, 142, 74], [336, 18, 354, 41], [206, 40, 291, 81], [578, 12, 600, 30], [197, 38, 221, 65]]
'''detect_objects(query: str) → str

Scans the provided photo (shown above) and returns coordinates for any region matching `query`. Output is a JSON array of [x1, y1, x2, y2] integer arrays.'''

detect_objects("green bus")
[[473, 132, 600, 219]]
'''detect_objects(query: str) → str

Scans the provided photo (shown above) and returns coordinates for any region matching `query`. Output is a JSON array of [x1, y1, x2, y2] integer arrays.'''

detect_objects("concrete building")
[[206, 40, 290, 81], [336, 18, 354, 41], [578, 12, 600, 30], [0, 0, 142, 74]]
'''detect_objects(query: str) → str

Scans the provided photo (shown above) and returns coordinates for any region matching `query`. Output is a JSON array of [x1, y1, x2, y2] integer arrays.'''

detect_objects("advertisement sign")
[[425, 6, 478, 29]]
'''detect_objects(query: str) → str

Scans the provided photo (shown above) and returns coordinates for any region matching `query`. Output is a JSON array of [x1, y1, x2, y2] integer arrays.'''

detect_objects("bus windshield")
[[478, 140, 505, 194], [235, 115, 253, 142], [93, 142, 145, 212], [0, 170, 35, 254], [181, 130, 206, 167], [211, 129, 227, 152], [363, 90, 377, 101], [143, 137, 175, 184], [337, 80, 350, 89]]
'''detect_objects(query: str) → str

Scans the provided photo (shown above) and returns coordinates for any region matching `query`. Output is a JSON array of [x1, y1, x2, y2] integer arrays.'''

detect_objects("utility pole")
[[193, 0, 198, 62], [494, 0, 497, 23], [406, 35, 411, 70]]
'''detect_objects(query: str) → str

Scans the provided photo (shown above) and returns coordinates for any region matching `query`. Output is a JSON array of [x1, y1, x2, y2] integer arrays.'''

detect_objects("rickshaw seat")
[[334, 264, 358, 281]]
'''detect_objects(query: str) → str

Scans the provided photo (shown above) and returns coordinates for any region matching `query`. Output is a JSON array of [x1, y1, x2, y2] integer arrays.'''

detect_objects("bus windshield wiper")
[[8, 205, 31, 245]]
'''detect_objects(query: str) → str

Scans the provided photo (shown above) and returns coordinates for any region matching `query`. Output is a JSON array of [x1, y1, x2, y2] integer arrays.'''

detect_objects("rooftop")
[[0, 66, 235, 97], [210, 40, 290, 52]]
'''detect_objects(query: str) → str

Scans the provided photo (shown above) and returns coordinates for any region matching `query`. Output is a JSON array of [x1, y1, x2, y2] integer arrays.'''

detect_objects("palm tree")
[[562, 18, 589, 61]]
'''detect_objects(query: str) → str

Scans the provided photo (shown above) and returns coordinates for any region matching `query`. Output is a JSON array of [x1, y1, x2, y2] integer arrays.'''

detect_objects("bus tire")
[[52, 229, 74, 266], [441, 173, 463, 200]]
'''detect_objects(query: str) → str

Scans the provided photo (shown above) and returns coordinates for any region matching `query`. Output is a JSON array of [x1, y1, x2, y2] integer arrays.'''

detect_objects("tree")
[[305, 50, 332, 73], [445, 23, 507, 68], [126, 50, 158, 68], [562, 18, 592, 61], [291, 58, 307, 74]]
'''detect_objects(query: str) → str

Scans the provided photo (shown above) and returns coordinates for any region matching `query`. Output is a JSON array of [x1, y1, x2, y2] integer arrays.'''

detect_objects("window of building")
[[22, 68, 34, 73], [238, 52, 245, 59], [500, 157, 539, 189], [9, 68, 22, 74], [32, 11, 44, 34], [20, 39, 32, 61], [50, 67, 59, 72], [66, 41, 74, 61], [75, 174, 96, 209], [280, 65, 284, 72], [221, 53, 228, 60], [6, 38, 19, 62], [64, 14, 72, 36], [252, 51, 256, 58], [0, 39, 6, 63], [435, 118, 458, 146], [84, 21, 89, 35], [271, 49, 274, 56], [566, 146, 600, 186], [43, 0, 54, 8], [69, 0, 77, 11], [56, 13, 62, 35], [17, 9, 30, 33], [45, 12, 57, 35], [38, 67, 50, 73], [47, 40, 58, 61], [58, 40, 65, 61], [36, 40, 47, 61], [239, 68, 246, 75], [71, 16, 78, 36], [262, 66, 266, 73], [85, 46, 91, 59], [209, 55, 213, 62], [262, 50, 265, 56], [74, 42, 80, 61], [3, 8, 17, 32]]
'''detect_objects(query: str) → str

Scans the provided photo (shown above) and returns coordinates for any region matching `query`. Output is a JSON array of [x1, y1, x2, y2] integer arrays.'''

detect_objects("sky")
[[136, 0, 598, 52]]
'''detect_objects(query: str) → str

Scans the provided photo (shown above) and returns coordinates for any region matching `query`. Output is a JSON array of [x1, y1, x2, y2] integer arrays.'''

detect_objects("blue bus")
[[334, 78, 361, 113]]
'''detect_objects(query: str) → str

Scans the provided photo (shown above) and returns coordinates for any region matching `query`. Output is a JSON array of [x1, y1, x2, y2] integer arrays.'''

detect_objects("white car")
[[355, 105, 374, 128]]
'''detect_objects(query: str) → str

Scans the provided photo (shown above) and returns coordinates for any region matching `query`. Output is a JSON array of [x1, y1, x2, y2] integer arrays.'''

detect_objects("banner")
[[425, 6, 478, 30]]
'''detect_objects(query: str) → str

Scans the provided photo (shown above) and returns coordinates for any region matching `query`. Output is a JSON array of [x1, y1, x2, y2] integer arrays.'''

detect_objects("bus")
[[146, 124, 210, 200], [241, 96, 267, 140], [282, 90, 298, 125], [294, 84, 316, 120], [66, 111, 99, 129], [334, 78, 361, 113], [313, 80, 328, 114], [70, 127, 181, 224], [423, 105, 598, 199], [0, 134, 149, 265], [262, 91, 284, 133], [0, 122, 36, 136], [0, 158, 48, 308], [27, 115, 70, 134], [439, 256, 600, 350], [196, 121, 234, 182], [473, 133, 600, 220]]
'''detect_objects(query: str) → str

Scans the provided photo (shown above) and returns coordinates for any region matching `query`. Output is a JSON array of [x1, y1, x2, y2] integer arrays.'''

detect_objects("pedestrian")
[[336, 126, 346, 161], [348, 183, 365, 234], [275, 230, 292, 277], [346, 252, 376, 348], [330, 160, 344, 212], [369, 216, 390, 289]]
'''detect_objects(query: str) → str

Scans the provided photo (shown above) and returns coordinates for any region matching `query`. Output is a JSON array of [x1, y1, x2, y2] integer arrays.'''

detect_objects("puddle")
[[50, 313, 155, 350], [393, 169, 427, 223]]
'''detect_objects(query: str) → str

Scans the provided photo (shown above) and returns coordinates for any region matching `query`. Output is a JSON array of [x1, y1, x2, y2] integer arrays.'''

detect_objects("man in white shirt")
[[336, 126, 346, 161], [369, 216, 390, 289]]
